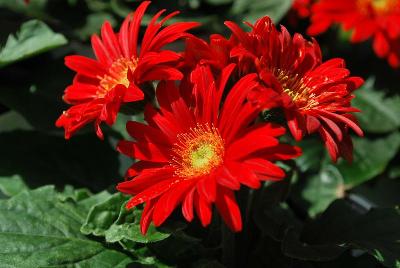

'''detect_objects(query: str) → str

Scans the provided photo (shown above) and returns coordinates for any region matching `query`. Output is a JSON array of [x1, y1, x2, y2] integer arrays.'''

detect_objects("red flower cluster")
[[307, 0, 400, 68], [225, 17, 364, 162], [56, 1, 199, 139], [57, 2, 363, 233], [117, 66, 301, 233]]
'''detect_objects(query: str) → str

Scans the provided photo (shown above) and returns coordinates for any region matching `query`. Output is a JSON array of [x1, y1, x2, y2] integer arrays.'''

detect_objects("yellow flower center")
[[171, 124, 225, 178], [357, 0, 399, 14], [273, 68, 318, 110], [97, 57, 138, 98]]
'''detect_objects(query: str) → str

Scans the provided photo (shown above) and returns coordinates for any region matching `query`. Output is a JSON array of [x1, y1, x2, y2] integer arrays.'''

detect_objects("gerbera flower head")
[[307, 0, 400, 68], [56, 1, 200, 139], [225, 16, 364, 162], [116, 64, 301, 234]]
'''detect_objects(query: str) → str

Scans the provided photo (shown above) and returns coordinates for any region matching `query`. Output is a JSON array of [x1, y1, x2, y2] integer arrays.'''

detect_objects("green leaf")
[[60, 185, 93, 203], [0, 175, 28, 197], [75, 12, 116, 40], [81, 193, 171, 244], [81, 193, 128, 237], [301, 165, 345, 217], [104, 208, 171, 244], [389, 166, 400, 179], [231, 0, 293, 23], [0, 186, 133, 267], [354, 79, 400, 133], [60, 187, 113, 215], [295, 138, 325, 172], [127, 247, 171, 267], [204, 0, 233, 5], [0, 111, 32, 133], [0, 20, 67, 68], [0, 0, 49, 18], [337, 133, 400, 187], [282, 200, 400, 268]]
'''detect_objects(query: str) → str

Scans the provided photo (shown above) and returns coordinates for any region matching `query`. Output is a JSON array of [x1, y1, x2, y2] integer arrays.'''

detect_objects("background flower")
[[225, 16, 364, 162], [307, 0, 400, 68]]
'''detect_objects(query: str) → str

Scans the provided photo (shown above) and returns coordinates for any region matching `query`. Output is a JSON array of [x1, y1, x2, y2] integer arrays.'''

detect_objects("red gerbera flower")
[[307, 0, 400, 68], [116, 64, 301, 234], [56, 1, 199, 139], [225, 16, 364, 162], [182, 34, 233, 72]]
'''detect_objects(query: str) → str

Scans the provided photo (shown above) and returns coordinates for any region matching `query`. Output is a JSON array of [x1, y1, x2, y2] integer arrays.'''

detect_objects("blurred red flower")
[[116, 65, 301, 234], [307, 0, 400, 68], [287, 0, 314, 27], [56, 1, 199, 139], [225, 16, 364, 162], [292, 0, 313, 18]]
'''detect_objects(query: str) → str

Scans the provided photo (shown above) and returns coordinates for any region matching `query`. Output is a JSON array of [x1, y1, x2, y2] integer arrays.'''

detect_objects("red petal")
[[215, 187, 242, 232], [126, 121, 170, 145], [125, 161, 164, 178], [225, 162, 261, 189], [243, 158, 285, 180], [196, 175, 217, 203], [319, 126, 339, 163], [123, 178, 183, 209], [373, 32, 390, 58], [318, 110, 363, 137], [129, 1, 151, 57], [338, 132, 354, 163], [146, 22, 200, 53], [152, 180, 195, 227], [305, 115, 321, 134], [216, 166, 241, 190], [319, 115, 343, 141], [63, 83, 99, 104], [140, 66, 183, 83], [65, 55, 106, 78], [182, 188, 195, 222], [117, 166, 174, 195], [119, 13, 131, 58], [91, 34, 112, 66], [100, 21, 122, 60], [116, 140, 170, 162], [194, 192, 212, 227], [123, 83, 144, 102], [225, 21, 250, 48], [140, 199, 155, 234], [286, 110, 305, 141], [255, 144, 302, 161], [226, 134, 279, 161]]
